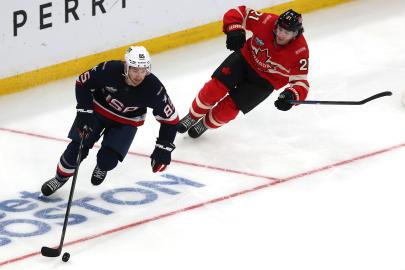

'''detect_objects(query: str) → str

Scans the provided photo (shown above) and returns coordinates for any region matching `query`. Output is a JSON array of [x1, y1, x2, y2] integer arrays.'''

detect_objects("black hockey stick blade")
[[359, 91, 392, 104], [288, 91, 393, 105], [41, 246, 61, 257]]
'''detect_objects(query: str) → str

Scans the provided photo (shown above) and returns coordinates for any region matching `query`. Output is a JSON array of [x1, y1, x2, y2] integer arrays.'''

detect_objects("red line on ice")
[[0, 127, 404, 267]]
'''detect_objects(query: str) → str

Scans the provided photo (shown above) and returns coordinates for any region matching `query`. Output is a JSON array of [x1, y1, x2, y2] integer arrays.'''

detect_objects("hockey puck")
[[62, 252, 70, 262]]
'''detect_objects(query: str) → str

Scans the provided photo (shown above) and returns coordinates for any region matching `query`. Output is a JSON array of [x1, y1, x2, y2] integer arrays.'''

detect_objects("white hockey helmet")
[[124, 46, 151, 76]]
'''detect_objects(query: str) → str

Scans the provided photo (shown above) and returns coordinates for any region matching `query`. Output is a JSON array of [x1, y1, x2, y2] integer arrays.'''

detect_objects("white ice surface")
[[1, 0, 405, 269]]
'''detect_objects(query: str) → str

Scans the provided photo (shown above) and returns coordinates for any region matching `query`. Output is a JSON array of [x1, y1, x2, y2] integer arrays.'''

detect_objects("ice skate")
[[41, 176, 68, 196], [178, 114, 198, 133], [188, 120, 208, 138], [91, 165, 107, 186]]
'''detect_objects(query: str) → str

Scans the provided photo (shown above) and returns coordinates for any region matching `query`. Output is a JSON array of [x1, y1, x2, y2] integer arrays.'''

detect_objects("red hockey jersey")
[[223, 6, 310, 100]]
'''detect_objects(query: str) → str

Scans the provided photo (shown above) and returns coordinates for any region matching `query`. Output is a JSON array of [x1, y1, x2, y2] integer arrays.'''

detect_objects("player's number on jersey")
[[299, 59, 308, 71], [163, 104, 174, 117], [79, 71, 91, 83], [248, 11, 262, 21]]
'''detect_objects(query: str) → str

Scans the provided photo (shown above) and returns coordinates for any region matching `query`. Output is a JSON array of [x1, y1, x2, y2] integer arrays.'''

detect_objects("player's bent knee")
[[65, 141, 89, 162], [200, 78, 229, 103]]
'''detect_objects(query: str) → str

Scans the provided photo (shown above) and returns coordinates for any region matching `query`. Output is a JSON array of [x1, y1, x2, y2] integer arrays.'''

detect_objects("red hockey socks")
[[189, 78, 229, 119], [203, 96, 239, 129]]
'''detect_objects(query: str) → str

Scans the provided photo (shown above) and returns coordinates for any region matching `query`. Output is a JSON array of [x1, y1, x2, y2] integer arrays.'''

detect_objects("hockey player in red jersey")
[[41, 46, 179, 196], [178, 8, 310, 138]]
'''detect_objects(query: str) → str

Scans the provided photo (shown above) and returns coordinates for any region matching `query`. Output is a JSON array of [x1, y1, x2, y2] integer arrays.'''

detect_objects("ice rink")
[[1, 0, 405, 269]]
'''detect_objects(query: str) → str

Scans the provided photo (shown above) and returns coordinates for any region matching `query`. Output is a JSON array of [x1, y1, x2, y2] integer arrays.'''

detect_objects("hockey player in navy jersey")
[[41, 46, 179, 196]]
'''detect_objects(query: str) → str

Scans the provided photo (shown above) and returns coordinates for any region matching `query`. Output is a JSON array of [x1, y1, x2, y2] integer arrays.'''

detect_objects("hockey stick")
[[41, 128, 89, 258], [288, 91, 392, 105]]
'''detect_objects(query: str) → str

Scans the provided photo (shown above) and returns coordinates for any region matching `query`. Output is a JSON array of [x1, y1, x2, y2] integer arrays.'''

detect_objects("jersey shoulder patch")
[[294, 36, 309, 54], [262, 13, 277, 26]]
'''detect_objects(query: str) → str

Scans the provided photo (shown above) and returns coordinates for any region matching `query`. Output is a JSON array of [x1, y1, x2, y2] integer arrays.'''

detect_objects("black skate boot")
[[91, 165, 107, 186], [178, 114, 198, 133], [188, 120, 208, 138], [41, 176, 68, 196]]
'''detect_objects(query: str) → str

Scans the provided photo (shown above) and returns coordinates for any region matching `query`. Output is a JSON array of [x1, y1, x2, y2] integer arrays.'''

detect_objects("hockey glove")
[[150, 138, 175, 173], [226, 25, 246, 51], [274, 89, 297, 111], [76, 106, 94, 134]]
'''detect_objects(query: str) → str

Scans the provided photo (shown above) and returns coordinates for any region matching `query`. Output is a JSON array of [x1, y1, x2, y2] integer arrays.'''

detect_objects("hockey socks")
[[55, 141, 88, 179], [189, 78, 229, 119], [204, 96, 239, 129]]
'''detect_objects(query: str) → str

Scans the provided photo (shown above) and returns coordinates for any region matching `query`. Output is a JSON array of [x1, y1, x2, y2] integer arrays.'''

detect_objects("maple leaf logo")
[[221, 67, 231, 76], [252, 46, 271, 64]]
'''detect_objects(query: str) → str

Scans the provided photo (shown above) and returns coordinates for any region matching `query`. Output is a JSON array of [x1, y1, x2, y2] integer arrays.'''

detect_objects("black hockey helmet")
[[276, 9, 304, 36]]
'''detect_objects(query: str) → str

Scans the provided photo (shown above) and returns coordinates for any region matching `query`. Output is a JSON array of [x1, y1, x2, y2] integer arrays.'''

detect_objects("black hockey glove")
[[274, 89, 296, 111], [150, 138, 175, 173], [76, 106, 94, 134], [226, 28, 246, 51]]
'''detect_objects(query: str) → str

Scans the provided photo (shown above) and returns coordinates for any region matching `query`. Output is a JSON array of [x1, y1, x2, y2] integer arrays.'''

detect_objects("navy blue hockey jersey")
[[75, 60, 179, 142], [75, 60, 178, 127]]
